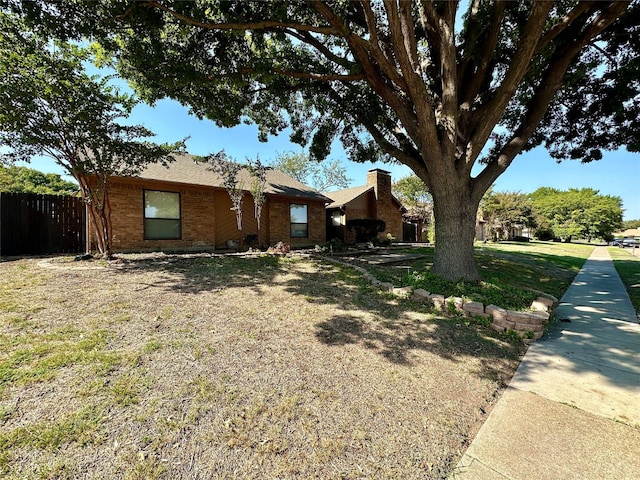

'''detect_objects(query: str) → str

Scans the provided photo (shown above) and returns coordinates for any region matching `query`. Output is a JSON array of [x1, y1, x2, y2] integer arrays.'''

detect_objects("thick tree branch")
[[139, 1, 339, 35], [536, 1, 596, 52], [468, 1, 553, 165], [459, 1, 505, 111], [287, 29, 356, 70], [363, 121, 432, 189], [384, 1, 439, 156], [311, 1, 424, 149], [438, 1, 459, 164], [360, 1, 380, 46], [474, 0, 631, 197], [270, 68, 365, 81]]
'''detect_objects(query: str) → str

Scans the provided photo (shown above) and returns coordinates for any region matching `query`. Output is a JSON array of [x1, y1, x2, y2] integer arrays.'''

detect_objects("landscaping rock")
[[486, 305, 508, 321], [413, 288, 430, 302], [462, 301, 485, 317], [514, 322, 545, 333], [507, 310, 531, 323], [532, 295, 557, 311], [528, 311, 550, 324], [393, 286, 412, 298], [491, 317, 516, 332], [446, 296, 465, 313], [530, 299, 549, 311], [429, 294, 446, 310], [379, 282, 394, 292]]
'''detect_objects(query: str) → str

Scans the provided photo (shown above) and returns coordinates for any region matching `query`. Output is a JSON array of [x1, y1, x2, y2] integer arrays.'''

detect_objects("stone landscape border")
[[320, 255, 557, 345]]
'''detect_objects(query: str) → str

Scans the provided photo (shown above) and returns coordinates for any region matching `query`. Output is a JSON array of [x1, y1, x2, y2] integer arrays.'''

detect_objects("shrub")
[[346, 218, 386, 242], [535, 228, 555, 241]]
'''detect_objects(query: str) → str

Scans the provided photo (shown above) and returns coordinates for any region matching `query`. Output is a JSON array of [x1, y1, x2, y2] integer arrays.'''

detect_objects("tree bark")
[[75, 171, 113, 258], [431, 184, 481, 282]]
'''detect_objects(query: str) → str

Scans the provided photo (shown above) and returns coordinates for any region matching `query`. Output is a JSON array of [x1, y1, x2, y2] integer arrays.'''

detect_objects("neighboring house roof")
[[615, 228, 640, 237], [325, 185, 373, 209], [325, 184, 406, 212], [135, 154, 331, 202]]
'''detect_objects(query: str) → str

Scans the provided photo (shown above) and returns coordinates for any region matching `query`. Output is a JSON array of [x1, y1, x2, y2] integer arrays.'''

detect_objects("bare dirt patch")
[[0, 254, 522, 479]]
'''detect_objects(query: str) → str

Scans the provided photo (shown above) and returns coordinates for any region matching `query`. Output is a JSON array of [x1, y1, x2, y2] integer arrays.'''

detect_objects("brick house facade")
[[89, 155, 329, 253], [325, 169, 405, 243]]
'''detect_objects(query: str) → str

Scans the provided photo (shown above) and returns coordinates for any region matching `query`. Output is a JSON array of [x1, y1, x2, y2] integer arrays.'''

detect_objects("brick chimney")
[[366, 168, 392, 201], [366, 169, 402, 240]]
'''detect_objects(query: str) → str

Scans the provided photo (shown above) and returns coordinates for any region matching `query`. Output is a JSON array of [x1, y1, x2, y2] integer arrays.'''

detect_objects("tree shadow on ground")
[[99, 253, 522, 384], [107, 253, 285, 295], [279, 259, 522, 384]]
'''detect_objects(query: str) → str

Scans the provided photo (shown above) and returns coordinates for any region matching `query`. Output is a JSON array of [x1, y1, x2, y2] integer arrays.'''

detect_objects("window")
[[290, 204, 308, 238], [331, 211, 342, 226], [144, 190, 181, 240]]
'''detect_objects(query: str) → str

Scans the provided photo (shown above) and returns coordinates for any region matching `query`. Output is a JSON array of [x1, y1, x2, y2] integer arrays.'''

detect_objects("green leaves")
[[0, 165, 78, 195], [270, 151, 351, 192], [0, 11, 186, 256], [529, 187, 623, 241]]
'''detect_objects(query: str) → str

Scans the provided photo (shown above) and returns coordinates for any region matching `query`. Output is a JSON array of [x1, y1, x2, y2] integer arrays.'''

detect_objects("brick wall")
[[91, 178, 326, 252], [366, 169, 403, 241], [104, 178, 217, 252], [268, 197, 326, 246]]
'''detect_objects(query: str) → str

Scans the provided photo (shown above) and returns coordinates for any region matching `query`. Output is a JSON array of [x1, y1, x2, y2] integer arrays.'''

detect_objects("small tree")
[[271, 152, 351, 193], [0, 13, 185, 257], [481, 191, 537, 241], [247, 157, 268, 245], [205, 152, 245, 235]]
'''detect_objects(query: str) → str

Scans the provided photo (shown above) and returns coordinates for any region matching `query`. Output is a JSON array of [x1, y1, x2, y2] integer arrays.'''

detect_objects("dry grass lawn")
[[0, 253, 522, 479]]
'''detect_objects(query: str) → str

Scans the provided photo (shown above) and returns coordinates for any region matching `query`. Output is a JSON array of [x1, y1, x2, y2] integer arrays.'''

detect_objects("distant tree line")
[[394, 173, 630, 243], [0, 165, 79, 195], [481, 187, 625, 242]]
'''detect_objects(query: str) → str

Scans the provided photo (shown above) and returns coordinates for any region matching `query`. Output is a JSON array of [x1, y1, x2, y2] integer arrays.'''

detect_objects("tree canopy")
[[622, 219, 640, 230], [270, 151, 351, 192], [0, 165, 79, 195], [529, 187, 623, 242], [7, 0, 638, 279], [0, 12, 185, 257], [481, 190, 536, 241]]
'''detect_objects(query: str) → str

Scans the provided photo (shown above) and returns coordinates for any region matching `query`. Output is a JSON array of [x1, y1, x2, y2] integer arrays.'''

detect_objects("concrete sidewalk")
[[452, 246, 640, 480]]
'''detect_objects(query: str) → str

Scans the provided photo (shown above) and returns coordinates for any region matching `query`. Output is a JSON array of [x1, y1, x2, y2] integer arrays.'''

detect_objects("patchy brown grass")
[[0, 253, 522, 479]]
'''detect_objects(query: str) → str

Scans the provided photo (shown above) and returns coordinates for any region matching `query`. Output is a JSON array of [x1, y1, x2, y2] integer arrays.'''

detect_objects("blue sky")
[[23, 96, 640, 220]]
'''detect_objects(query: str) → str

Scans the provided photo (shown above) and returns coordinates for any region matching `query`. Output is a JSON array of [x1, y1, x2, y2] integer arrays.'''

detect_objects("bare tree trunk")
[[431, 188, 481, 282], [74, 171, 113, 258]]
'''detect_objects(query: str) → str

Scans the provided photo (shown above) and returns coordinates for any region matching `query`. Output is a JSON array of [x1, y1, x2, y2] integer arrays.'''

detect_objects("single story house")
[[92, 154, 331, 253], [325, 169, 405, 243]]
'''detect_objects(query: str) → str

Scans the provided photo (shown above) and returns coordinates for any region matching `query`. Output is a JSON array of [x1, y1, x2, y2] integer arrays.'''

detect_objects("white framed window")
[[290, 204, 308, 238]]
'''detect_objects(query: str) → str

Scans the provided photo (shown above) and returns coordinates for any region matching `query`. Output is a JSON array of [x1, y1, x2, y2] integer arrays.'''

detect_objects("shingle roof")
[[135, 154, 330, 202], [324, 185, 373, 209]]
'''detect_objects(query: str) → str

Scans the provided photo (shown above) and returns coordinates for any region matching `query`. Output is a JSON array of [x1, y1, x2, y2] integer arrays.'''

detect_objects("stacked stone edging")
[[320, 254, 557, 345]]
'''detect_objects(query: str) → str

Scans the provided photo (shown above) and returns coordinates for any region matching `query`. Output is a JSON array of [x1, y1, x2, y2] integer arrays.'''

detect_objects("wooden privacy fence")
[[0, 192, 86, 256]]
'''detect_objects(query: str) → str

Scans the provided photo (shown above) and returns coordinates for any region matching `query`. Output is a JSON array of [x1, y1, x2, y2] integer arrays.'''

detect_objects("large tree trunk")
[[431, 186, 481, 282]]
